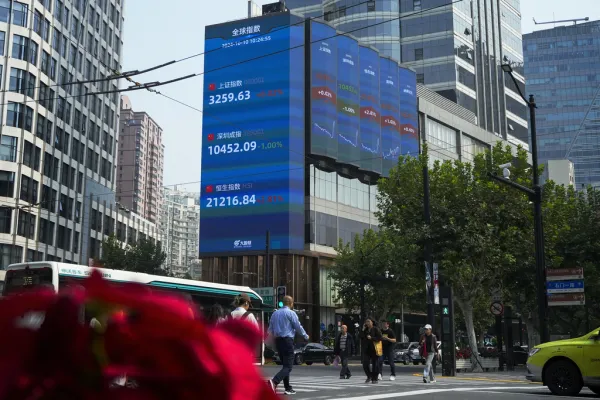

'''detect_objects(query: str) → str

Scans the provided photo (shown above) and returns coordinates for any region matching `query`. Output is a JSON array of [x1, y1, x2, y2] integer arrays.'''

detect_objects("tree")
[[99, 236, 169, 277], [330, 229, 421, 323], [377, 143, 532, 369]]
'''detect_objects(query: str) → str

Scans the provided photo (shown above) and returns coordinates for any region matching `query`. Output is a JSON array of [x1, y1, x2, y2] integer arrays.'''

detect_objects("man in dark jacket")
[[419, 324, 439, 383], [334, 324, 355, 379], [360, 318, 383, 384]]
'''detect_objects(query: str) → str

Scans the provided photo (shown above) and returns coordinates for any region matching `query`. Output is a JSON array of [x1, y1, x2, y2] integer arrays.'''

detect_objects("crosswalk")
[[273, 374, 513, 395]]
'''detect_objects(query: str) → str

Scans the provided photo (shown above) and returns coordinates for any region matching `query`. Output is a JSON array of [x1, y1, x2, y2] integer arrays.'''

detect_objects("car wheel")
[[275, 362, 282, 365], [294, 354, 303, 365], [421, 360, 426, 365], [588, 386, 600, 396], [305, 362, 313, 366], [324, 355, 333, 365], [545, 360, 583, 396], [403, 357, 409, 366], [413, 361, 419, 366]]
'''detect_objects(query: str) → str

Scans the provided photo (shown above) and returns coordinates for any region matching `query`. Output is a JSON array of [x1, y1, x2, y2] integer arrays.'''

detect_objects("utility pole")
[[423, 146, 435, 333]]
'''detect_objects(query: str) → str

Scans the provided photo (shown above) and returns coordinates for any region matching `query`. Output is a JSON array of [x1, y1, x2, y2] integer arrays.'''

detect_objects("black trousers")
[[339, 352, 351, 377], [378, 347, 396, 376], [273, 337, 294, 390], [362, 354, 379, 381]]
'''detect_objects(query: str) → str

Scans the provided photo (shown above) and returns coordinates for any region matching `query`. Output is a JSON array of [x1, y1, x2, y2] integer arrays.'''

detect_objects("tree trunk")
[[455, 297, 483, 372]]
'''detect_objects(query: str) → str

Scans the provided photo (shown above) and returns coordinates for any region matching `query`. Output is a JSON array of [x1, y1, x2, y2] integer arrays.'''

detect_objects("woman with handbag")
[[360, 318, 383, 384]]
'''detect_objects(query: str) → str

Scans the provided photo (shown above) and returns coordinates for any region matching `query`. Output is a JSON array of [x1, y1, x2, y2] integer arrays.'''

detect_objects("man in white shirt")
[[230, 293, 259, 328]]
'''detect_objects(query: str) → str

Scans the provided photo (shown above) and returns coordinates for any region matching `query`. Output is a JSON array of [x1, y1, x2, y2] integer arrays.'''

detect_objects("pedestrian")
[[360, 317, 383, 384], [378, 320, 397, 381], [205, 303, 226, 325], [334, 324, 355, 379], [230, 293, 259, 328], [419, 324, 439, 383], [267, 295, 309, 395]]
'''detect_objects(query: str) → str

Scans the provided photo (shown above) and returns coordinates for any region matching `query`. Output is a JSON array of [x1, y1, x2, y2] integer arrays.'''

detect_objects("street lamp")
[[489, 64, 549, 344]]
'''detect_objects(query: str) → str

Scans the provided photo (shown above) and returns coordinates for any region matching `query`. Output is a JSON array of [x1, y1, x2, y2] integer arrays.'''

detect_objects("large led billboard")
[[200, 14, 305, 255], [380, 57, 401, 177], [399, 67, 419, 157], [358, 45, 382, 175], [310, 21, 338, 160]]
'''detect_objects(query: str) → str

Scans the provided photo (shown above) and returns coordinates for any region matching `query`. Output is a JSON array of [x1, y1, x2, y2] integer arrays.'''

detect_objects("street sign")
[[263, 296, 274, 305], [253, 287, 274, 297], [546, 280, 584, 294], [490, 301, 504, 316], [546, 268, 584, 281], [548, 293, 585, 307]]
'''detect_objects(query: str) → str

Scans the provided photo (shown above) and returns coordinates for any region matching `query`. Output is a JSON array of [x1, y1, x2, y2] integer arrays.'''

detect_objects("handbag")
[[333, 355, 340, 367], [374, 340, 383, 357]]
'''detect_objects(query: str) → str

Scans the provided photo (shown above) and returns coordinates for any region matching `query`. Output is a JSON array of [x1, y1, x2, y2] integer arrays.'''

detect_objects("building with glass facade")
[[523, 20, 600, 189], [286, 0, 529, 143], [0, 0, 160, 268]]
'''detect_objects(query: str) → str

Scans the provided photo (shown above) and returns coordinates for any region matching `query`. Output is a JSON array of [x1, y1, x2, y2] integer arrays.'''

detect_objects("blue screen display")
[[379, 57, 401, 177], [200, 14, 305, 254], [310, 21, 338, 160], [399, 67, 419, 157], [336, 34, 361, 167], [358, 46, 382, 174]]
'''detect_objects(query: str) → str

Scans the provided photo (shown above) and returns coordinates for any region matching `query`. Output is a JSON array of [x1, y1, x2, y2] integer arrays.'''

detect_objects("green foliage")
[[330, 229, 421, 322], [100, 235, 170, 277]]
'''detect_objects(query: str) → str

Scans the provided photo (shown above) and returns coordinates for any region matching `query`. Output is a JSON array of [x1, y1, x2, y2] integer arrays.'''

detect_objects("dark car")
[[502, 345, 529, 366], [273, 342, 335, 366], [392, 342, 421, 365]]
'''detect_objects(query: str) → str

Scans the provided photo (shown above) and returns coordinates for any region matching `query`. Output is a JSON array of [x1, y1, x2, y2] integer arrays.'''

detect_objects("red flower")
[[0, 270, 278, 400]]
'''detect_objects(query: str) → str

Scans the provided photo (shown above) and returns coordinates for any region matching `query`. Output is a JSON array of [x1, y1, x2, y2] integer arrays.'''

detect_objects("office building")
[[286, 0, 529, 143], [159, 187, 200, 277], [542, 160, 575, 188], [0, 0, 161, 268], [524, 20, 600, 189], [117, 95, 164, 224], [198, 12, 524, 338]]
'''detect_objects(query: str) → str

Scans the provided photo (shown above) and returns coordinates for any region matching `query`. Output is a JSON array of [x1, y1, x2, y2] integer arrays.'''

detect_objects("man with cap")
[[419, 324, 439, 383], [231, 293, 259, 327]]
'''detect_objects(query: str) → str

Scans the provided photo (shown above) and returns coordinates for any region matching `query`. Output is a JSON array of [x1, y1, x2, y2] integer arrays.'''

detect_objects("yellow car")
[[526, 328, 600, 396]]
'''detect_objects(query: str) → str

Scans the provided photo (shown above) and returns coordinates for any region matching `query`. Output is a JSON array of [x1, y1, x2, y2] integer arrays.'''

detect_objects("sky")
[[120, 0, 598, 192]]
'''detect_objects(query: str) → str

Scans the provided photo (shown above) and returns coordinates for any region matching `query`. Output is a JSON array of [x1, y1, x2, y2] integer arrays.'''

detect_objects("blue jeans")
[[273, 337, 294, 390]]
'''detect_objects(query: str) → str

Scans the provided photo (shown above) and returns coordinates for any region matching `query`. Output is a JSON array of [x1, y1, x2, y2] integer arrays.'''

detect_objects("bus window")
[[2, 267, 53, 296]]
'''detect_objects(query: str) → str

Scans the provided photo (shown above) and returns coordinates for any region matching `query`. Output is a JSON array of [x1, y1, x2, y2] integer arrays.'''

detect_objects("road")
[[259, 365, 598, 399]]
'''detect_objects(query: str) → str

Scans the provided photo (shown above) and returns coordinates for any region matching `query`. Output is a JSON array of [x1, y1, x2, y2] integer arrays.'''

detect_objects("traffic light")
[[276, 286, 286, 308], [442, 306, 449, 315]]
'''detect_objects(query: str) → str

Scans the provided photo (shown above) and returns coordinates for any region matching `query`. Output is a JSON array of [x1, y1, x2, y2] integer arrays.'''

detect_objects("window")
[[17, 210, 35, 239], [0, 206, 11, 233], [12, 34, 27, 61], [28, 40, 38, 65], [59, 193, 69, 218], [61, 162, 69, 187], [6, 102, 34, 132], [0, 31, 4, 56], [0, 171, 15, 197], [12, 1, 28, 27], [20, 175, 38, 204], [39, 83, 55, 111], [9, 68, 35, 98], [367, 0, 375, 11], [415, 48, 424, 61], [413, 0, 422, 11], [38, 218, 54, 245], [23, 141, 41, 171], [0, 1, 9, 23], [417, 73, 424, 84], [54, 0, 62, 21], [41, 184, 57, 212], [50, 57, 57, 80], [41, 50, 50, 76], [0, 135, 17, 162], [72, 231, 79, 253]]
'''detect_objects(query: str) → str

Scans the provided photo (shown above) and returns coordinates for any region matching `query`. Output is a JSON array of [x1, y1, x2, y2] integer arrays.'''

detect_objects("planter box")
[[456, 359, 470, 371], [480, 358, 500, 370], [455, 358, 500, 372]]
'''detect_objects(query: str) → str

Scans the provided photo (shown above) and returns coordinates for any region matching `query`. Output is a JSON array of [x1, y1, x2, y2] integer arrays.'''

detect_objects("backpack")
[[230, 310, 252, 320]]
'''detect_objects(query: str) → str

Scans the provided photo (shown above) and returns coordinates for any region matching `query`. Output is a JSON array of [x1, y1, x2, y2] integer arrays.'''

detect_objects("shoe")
[[340, 376, 345, 379], [389, 375, 396, 381], [378, 374, 382, 381], [365, 378, 371, 384], [284, 389, 296, 395], [346, 375, 352, 379], [372, 380, 379, 384], [268, 380, 277, 392], [431, 379, 437, 383], [423, 377, 428, 383]]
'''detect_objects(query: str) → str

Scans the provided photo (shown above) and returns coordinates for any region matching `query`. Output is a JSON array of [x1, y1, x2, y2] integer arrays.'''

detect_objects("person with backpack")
[[419, 324, 439, 383], [230, 293, 258, 327]]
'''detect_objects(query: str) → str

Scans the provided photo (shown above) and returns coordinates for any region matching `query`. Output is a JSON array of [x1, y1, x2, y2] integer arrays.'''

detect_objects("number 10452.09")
[[206, 195, 256, 208]]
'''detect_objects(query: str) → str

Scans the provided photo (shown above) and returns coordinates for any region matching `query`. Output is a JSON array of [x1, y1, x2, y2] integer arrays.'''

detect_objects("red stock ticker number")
[[256, 195, 284, 204]]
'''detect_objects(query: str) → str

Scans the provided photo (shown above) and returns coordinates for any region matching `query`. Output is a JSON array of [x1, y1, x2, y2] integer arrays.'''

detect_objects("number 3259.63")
[[208, 91, 250, 105]]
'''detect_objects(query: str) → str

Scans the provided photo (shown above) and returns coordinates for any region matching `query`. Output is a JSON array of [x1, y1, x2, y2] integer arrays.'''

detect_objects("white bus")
[[2, 262, 268, 363]]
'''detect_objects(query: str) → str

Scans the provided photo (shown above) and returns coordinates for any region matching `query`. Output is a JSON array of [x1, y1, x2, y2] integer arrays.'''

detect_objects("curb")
[[410, 373, 541, 384]]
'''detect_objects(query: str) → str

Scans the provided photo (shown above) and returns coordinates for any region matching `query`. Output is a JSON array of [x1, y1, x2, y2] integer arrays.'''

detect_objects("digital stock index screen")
[[358, 45, 382, 175], [399, 68, 419, 157], [200, 14, 305, 255], [380, 57, 401, 176]]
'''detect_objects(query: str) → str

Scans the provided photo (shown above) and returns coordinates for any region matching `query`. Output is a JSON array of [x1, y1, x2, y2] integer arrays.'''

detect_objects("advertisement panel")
[[358, 45, 382, 174], [336, 34, 360, 167], [399, 67, 419, 156], [310, 21, 338, 160], [200, 14, 305, 254], [379, 57, 401, 177]]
